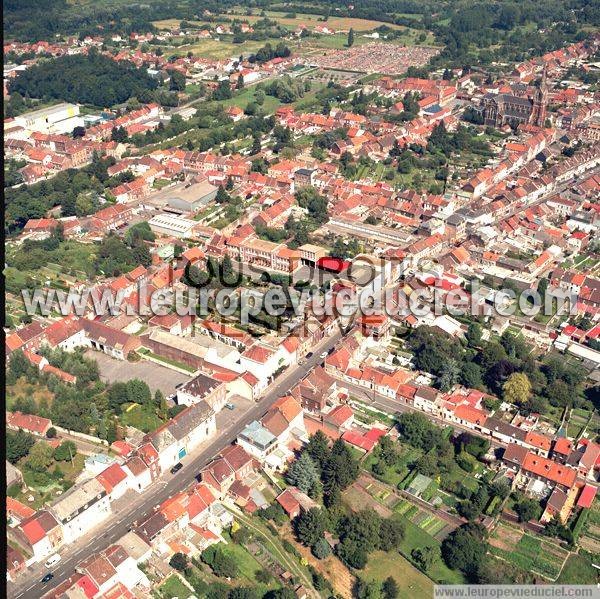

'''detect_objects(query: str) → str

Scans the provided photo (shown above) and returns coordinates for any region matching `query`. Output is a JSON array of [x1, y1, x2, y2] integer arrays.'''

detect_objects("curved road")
[[11, 330, 342, 599]]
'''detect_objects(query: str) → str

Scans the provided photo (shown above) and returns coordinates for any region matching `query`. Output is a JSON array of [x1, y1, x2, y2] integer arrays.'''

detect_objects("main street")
[[11, 329, 343, 599]]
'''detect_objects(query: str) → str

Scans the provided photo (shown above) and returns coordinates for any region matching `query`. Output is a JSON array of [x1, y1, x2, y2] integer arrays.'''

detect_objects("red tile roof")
[[522, 453, 577, 488], [96, 464, 128, 493], [7, 411, 51, 435], [577, 484, 597, 509]]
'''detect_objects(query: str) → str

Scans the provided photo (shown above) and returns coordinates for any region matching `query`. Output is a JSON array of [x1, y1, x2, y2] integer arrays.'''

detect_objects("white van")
[[45, 554, 61, 568]]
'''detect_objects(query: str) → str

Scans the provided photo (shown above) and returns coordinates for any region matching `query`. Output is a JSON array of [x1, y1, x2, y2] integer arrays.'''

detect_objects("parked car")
[[41, 573, 54, 584], [319, 351, 328, 359], [306, 352, 313, 358], [170, 462, 183, 474], [45, 554, 61, 568], [225, 402, 235, 410]]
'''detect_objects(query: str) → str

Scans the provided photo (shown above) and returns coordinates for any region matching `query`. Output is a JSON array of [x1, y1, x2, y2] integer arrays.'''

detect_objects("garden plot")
[[489, 523, 569, 581]]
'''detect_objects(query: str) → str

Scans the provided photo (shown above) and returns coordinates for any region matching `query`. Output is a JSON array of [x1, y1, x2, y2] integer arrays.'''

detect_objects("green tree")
[[26, 442, 55, 471], [514, 496, 540, 522], [168, 69, 186, 92], [169, 552, 188, 571], [322, 438, 359, 493], [441, 523, 487, 580], [312, 537, 331, 559], [466, 323, 482, 347], [379, 518, 404, 551], [306, 431, 330, 470], [348, 28, 355, 47], [412, 545, 440, 572], [503, 372, 531, 406], [382, 576, 399, 599], [286, 452, 321, 497], [294, 508, 326, 547], [54, 441, 77, 462], [6, 429, 36, 464]]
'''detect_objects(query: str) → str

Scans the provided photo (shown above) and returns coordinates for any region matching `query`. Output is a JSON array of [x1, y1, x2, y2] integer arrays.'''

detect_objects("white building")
[[145, 400, 216, 472], [13, 103, 85, 135], [50, 478, 112, 544]]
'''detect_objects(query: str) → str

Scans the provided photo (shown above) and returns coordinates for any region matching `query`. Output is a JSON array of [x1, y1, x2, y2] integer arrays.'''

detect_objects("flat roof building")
[[148, 213, 197, 238]]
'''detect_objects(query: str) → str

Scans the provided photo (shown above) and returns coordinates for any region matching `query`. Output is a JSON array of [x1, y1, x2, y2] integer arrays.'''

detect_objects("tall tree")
[[348, 28, 355, 47], [294, 508, 325, 547], [286, 452, 321, 497]]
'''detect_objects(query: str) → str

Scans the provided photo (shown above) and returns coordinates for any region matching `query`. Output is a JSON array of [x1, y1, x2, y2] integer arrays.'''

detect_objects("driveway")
[[85, 350, 192, 395]]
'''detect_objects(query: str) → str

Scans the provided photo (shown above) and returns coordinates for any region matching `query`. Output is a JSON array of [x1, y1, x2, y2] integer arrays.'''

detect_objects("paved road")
[[11, 330, 342, 599]]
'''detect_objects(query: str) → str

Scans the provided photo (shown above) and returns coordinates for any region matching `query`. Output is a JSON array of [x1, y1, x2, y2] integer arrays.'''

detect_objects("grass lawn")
[[119, 402, 165, 433], [395, 515, 465, 584], [158, 574, 193, 599], [363, 550, 433, 599], [138, 348, 197, 373], [220, 87, 281, 114], [166, 38, 266, 60], [220, 542, 264, 583], [557, 554, 599, 584]]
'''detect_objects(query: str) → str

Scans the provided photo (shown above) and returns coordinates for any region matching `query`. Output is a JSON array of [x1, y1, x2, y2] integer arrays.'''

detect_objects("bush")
[[46, 427, 57, 439], [282, 539, 301, 558]]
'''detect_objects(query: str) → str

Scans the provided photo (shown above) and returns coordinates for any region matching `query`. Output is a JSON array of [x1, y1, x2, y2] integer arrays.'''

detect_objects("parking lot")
[[86, 350, 192, 395]]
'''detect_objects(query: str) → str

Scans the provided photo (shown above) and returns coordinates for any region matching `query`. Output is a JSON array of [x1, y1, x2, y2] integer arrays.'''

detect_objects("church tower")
[[532, 64, 548, 127]]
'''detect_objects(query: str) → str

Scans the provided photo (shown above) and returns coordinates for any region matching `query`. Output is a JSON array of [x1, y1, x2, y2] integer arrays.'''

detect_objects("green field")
[[363, 550, 433, 599], [557, 553, 599, 584], [394, 514, 465, 584], [158, 574, 193, 599]]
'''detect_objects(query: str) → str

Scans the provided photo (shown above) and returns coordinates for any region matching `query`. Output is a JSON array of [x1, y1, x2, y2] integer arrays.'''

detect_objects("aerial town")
[[3, 1, 600, 598]]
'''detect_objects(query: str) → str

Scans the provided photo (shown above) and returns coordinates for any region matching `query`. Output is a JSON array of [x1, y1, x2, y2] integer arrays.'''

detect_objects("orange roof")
[[522, 453, 577, 488], [453, 404, 488, 425], [160, 492, 188, 522], [96, 464, 128, 493], [272, 395, 302, 423], [6, 497, 36, 520], [525, 430, 551, 452], [553, 437, 573, 455]]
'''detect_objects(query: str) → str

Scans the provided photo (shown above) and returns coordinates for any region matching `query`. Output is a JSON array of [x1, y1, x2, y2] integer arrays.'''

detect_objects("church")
[[482, 67, 548, 128]]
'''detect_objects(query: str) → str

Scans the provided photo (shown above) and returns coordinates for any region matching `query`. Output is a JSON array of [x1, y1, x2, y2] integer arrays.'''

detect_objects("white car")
[[45, 554, 61, 568], [319, 351, 328, 359]]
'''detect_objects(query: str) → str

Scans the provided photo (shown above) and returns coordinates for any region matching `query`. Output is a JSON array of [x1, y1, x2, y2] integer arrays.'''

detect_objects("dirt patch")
[[342, 484, 392, 517], [489, 536, 513, 552], [579, 535, 600, 554], [279, 526, 355, 598]]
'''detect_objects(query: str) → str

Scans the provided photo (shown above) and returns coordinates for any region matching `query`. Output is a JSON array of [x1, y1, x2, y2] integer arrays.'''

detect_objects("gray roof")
[[168, 400, 214, 441], [487, 417, 527, 442], [50, 478, 106, 522], [179, 372, 221, 399]]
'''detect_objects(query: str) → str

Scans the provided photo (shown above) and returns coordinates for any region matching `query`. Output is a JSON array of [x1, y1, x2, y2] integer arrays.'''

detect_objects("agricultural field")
[[488, 522, 570, 581], [227, 10, 409, 32], [577, 498, 600, 556]]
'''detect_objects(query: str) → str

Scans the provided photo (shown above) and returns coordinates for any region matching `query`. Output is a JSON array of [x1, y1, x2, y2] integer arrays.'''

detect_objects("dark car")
[[170, 462, 183, 474], [41, 573, 54, 584], [306, 352, 313, 358]]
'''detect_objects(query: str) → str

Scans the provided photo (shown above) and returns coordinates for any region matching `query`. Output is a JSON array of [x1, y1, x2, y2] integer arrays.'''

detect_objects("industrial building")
[[13, 103, 84, 135], [148, 213, 197, 238], [166, 180, 218, 213]]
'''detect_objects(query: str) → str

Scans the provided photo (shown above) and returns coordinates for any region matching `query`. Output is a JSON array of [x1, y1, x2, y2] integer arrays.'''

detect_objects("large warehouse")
[[166, 180, 218, 213], [148, 213, 197, 238]]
